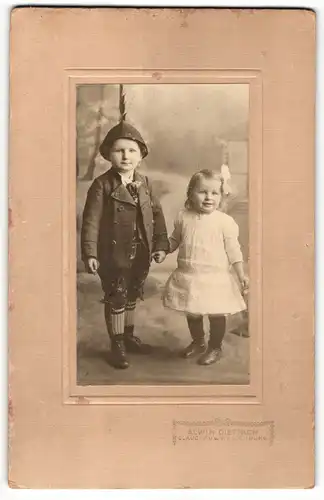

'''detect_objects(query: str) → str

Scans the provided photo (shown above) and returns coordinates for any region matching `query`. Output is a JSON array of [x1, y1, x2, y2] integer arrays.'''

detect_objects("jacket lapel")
[[109, 169, 137, 206], [134, 171, 153, 248], [135, 171, 151, 208]]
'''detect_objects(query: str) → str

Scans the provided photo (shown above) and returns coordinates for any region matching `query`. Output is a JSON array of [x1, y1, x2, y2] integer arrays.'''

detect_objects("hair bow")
[[220, 164, 232, 195]]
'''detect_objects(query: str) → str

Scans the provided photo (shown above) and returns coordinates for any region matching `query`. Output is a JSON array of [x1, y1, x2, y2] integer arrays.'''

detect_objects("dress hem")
[[163, 302, 247, 316]]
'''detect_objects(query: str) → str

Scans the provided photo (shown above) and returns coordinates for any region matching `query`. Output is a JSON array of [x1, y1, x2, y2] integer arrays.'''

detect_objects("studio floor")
[[77, 269, 250, 386]]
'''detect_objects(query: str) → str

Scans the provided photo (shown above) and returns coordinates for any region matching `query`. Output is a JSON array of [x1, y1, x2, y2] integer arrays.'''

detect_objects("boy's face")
[[191, 178, 222, 214], [109, 138, 142, 173]]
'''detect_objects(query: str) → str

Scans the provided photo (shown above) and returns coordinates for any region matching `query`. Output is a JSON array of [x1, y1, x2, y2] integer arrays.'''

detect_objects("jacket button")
[[112, 240, 116, 245]]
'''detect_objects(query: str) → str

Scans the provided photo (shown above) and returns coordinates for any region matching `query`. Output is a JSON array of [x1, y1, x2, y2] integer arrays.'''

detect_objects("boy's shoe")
[[197, 347, 222, 365], [124, 335, 152, 354], [111, 335, 129, 369], [124, 326, 152, 354], [180, 341, 206, 358]]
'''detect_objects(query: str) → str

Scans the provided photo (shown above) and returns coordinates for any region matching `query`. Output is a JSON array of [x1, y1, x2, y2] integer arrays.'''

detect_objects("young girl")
[[81, 121, 168, 369], [163, 169, 248, 366]]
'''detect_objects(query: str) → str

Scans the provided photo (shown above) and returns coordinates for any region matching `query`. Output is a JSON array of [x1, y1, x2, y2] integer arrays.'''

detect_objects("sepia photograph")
[[8, 7, 315, 489], [76, 83, 250, 386]]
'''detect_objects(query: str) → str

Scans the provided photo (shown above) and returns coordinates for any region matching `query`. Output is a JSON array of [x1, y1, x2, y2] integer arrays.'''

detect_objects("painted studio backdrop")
[[76, 84, 249, 385]]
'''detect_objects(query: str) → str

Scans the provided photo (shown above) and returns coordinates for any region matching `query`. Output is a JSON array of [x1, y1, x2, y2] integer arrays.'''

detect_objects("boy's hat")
[[99, 121, 148, 160]]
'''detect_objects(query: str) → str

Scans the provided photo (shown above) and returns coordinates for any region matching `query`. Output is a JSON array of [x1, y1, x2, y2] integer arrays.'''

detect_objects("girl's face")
[[109, 138, 142, 173], [190, 178, 222, 214]]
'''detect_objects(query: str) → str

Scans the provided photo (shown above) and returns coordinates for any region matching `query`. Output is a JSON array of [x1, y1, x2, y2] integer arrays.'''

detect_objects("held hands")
[[86, 257, 99, 275], [152, 250, 167, 264], [86, 252, 166, 272]]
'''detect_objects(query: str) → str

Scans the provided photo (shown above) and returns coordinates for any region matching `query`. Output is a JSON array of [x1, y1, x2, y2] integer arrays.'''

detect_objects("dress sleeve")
[[223, 215, 243, 265], [168, 211, 183, 253]]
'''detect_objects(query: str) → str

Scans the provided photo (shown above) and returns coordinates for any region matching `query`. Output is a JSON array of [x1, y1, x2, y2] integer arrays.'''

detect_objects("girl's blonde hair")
[[185, 169, 230, 212]]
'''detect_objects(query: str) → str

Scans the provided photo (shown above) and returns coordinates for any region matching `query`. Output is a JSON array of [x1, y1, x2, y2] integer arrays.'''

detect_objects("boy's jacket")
[[81, 168, 169, 270]]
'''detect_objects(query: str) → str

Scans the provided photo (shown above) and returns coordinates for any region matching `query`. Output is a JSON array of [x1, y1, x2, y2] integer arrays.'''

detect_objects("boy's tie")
[[126, 181, 139, 201]]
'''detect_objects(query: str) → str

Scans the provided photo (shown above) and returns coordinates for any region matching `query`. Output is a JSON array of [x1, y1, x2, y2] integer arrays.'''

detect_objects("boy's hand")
[[87, 257, 99, 275], [152, 250, 166, 264]]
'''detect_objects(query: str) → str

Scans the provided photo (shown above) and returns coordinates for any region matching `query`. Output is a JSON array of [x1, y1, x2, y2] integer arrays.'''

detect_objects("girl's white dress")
[[163, 209, 247, 315]]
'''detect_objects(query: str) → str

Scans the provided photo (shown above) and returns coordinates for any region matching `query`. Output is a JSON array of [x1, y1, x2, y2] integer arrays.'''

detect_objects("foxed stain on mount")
[[178, 8, 196, 28], [152, 72, 162, 81], [9, 207, 13, 228]]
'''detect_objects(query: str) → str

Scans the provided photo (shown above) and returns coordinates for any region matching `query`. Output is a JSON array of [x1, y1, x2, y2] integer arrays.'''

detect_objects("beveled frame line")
[[62, 69, 263, 404]]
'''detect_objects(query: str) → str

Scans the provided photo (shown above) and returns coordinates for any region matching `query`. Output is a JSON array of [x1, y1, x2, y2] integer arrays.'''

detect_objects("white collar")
[[117, 170, 135, 186]]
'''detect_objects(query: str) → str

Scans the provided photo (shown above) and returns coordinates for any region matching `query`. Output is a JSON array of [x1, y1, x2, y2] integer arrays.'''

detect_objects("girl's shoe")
[[183, 315, 206, 358], [180, 341, 206, 358], [197, 347, 222, 365]]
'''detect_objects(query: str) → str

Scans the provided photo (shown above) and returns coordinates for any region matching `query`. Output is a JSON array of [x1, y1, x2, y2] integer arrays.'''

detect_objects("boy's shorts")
[[99, 243, 150, 308]]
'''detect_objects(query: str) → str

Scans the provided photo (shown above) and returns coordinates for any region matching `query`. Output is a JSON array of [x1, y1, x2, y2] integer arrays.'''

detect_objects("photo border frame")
[[63, 69, 263, 405]]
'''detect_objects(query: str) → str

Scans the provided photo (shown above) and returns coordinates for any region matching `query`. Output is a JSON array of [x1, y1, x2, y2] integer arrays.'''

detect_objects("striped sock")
[[110, 307, 125, 335], [125, 301, 136, 328]]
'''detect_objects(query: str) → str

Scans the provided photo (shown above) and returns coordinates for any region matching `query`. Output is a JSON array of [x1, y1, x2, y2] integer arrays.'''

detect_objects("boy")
[[81, 121, 168, 369]]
